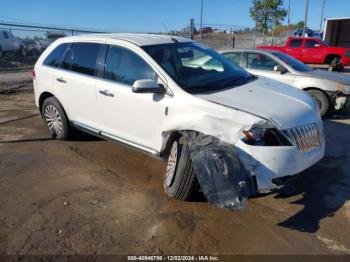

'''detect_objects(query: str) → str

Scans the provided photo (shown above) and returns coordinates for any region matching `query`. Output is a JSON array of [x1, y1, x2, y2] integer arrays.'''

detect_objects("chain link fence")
[[0, 22, 105, 94]]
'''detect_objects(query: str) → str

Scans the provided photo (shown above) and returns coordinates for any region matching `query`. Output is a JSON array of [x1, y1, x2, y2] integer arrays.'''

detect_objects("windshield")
[[143, 42, 254, 94], [273, 52, 312, 72]]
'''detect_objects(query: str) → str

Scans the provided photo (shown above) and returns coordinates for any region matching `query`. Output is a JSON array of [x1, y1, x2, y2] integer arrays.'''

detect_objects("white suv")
[[33, 34, 325, 210]]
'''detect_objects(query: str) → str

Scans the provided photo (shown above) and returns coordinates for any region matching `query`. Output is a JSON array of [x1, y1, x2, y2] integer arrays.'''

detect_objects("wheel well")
[[303, 87, 332, 105], [324, 54, 341, 64], [38, 92, 54, 115]]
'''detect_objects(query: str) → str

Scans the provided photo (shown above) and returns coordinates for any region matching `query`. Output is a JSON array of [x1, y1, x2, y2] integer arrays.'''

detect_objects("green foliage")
[[250, 0, 287, 33], [296, 21, 305, 29]]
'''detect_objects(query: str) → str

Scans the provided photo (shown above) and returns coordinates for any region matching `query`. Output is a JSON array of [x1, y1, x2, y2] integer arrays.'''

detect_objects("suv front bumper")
[[235, 140, 325, 191]]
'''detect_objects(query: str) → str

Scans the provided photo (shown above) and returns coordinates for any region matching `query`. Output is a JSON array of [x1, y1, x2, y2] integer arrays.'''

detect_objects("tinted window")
[[305, 40, 320, 48], [104, 45, 156, 85], [247, 53, 278, 70], [290, 39, 302, 47], [62, 43, 103, 76], [223, 52, 242, 65], [43, 43, 69, 67]]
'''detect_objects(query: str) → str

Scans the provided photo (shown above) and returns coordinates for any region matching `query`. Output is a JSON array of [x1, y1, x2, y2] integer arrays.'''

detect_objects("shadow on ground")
[[275, 113, 350, 233]]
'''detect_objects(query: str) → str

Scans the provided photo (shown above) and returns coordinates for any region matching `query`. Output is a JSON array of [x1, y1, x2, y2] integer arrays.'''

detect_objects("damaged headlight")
[[243, 127, 292, 146]]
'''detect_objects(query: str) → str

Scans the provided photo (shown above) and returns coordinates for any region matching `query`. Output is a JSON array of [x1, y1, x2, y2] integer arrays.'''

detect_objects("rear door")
[[245, 52, 296, 86], [95, 45, 167, 151], [285, 39, 304, 61], [53, 42, 106, 129]]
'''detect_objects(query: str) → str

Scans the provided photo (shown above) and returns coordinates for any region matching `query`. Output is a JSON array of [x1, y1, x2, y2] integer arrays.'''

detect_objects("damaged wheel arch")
[[162, 130, 257, 210]]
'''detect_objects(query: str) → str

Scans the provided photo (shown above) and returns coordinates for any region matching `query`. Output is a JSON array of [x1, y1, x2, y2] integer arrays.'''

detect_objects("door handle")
[[56, 77, 67, 83], [99, 89, 114, 97]]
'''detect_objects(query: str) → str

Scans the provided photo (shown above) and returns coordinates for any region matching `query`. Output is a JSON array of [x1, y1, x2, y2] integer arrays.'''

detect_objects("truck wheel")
[[164, 139, 197, 200], [41, 97, 72, 140], [307, 89, 330, 117], [328, 57, 342, 71]]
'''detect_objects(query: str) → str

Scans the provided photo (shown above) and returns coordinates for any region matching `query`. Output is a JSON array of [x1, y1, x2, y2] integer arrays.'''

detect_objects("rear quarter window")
[[43, 43, 69, 67]]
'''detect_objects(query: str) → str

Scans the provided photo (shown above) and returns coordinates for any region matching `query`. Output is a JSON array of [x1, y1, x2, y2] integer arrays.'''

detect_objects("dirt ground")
[[0, 86, 350, 256]]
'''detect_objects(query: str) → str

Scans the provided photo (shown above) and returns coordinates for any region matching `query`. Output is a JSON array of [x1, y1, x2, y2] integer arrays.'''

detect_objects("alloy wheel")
[[165, 141, 178, 187], [44, 104, 63, 136]]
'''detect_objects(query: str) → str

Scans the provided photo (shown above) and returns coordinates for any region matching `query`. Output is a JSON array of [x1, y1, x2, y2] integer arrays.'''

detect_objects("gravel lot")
[[0, 69, 350, 255]]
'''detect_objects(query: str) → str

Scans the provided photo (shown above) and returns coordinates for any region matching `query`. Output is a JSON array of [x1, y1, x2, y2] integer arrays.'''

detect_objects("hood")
[[195, 77, 320, 129], [302, 69, 350, 86]]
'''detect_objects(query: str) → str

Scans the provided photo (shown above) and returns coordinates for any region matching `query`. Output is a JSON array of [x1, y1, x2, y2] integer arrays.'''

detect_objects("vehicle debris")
[[183, 131, 255, 211]]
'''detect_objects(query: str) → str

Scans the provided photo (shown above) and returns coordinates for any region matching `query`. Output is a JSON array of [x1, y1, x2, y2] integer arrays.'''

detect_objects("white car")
[[33, 34, 325, 210], [219, 49, 350, 117]]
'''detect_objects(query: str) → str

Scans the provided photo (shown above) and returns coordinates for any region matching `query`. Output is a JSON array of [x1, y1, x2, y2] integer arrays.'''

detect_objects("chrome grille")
[[283, 123, 324, 153]]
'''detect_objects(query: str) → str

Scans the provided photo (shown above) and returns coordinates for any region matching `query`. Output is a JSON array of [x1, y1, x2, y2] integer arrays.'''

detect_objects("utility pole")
[[200, 0, 204, 40], [319, 0, 326, 31], [190, 18, 195, 40], [287, 0, 291, 36], [302, 0, 309, 37]]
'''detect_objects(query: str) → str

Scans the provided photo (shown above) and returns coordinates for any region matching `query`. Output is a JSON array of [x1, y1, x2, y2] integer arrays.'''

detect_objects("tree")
[[296, 21, 305, 29], [249, 0, 287, 35]]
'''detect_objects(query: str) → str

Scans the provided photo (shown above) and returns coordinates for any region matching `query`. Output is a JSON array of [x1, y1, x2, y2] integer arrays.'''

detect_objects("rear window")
[[289, 39, 303, 48], [223, 52, 242, 65], [62, 43, 104, 76], [305, 40, 320, 48], [43, 43, 69, 67]]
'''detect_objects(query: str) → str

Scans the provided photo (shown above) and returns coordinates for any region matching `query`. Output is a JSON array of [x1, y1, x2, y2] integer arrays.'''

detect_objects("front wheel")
[[164, 139, 197, 200], [307, 89, 330, 117], [41, 97, 72, 140]]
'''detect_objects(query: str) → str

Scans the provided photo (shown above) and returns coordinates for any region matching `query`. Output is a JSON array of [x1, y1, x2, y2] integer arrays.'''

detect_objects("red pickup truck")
[[257, 37, 350, 71]]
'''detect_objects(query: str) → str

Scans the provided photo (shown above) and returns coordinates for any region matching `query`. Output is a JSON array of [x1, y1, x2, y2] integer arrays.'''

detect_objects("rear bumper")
[[236, 140, 325, 191]]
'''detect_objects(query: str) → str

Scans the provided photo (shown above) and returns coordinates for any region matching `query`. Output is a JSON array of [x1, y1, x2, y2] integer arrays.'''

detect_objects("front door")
[[245, 52, 296, 86], [95, 45, 167, 152]]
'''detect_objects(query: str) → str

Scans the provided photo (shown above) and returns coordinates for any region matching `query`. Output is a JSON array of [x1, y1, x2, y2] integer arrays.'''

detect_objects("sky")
[[1, 0, 350, 32]]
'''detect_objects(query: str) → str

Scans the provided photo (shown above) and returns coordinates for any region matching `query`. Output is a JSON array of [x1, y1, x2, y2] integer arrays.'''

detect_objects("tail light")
[[32, 69, 36, 79]]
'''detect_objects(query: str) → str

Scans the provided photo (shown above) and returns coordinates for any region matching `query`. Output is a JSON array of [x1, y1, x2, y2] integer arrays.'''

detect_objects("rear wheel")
[[164, 138, 197, 200], [307, 89, 330, 117], [41, 97, 72, 140]]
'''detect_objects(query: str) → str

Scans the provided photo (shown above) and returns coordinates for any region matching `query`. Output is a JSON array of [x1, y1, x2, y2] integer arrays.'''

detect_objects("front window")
[[290, 39, 302, 48], [273, 52, 312, 72], [247, 53, 278, 71], [104, 45, 156, 85], [143, 42, 253, 94]]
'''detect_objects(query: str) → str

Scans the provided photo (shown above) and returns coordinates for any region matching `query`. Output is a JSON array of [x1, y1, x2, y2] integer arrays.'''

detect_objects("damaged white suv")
[[33, 34, 325, 210]]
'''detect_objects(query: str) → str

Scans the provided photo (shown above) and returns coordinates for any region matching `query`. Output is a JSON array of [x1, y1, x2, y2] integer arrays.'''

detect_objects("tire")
[[307, 89, 330, 117], [328, 57, 341, 71], [164, 138, 197, 200], [41, 97, 72, 140]]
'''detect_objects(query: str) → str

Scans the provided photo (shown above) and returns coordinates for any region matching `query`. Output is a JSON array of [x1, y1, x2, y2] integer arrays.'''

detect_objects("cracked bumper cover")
[[235, 140, 325, 191]]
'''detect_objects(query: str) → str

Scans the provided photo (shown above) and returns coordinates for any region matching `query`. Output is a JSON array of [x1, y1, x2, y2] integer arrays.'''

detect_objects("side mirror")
[[274, 65, 287, 74], [132, 79, 165, 94]]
